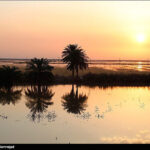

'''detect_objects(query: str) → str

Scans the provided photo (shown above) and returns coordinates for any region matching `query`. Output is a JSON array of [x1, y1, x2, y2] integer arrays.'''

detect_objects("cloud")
[[100, 130, 150, 144]]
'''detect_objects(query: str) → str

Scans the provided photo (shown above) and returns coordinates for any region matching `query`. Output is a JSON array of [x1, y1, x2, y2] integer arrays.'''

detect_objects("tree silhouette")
[[62, 84, 88, 114], [0, 65, 21, 88], [0, 87, 22, 105], [25, 85, 54, 122], [26, 58, 54, 86], [62, 44, 88, 80]]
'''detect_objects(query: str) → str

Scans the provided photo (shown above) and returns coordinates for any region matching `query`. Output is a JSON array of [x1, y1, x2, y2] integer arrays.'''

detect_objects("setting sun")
[[137, 34, 145, 43]]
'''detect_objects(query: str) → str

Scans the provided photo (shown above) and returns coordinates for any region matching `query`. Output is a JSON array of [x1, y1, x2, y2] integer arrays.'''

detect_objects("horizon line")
[[0, 58, 150, 61]]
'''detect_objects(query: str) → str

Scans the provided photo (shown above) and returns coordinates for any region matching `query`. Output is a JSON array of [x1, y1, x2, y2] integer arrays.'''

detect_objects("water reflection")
[[0, 87, 22, 105], [137, 62, 143, 71], [76, 112, 91, 120], [1, 85, 150, 143], [25, 86, 55, 122], [62, 84, 88, 114]]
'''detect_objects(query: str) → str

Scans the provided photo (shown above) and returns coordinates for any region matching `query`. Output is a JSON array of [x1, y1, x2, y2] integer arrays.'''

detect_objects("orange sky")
[[0, 1, 150, 60]]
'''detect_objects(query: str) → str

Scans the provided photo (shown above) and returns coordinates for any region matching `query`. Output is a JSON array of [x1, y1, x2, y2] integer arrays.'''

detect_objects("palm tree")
[[26, 58, 54, 86], [25, 85, 54, 122], [61, 84, 88, 114], [0, 87, 22, 105], [0, 65, 21, 88], [62, 44, 88, 80]]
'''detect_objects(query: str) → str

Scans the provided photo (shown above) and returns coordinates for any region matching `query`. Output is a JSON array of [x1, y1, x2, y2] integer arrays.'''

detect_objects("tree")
[[26, 58, 54, 86], [0, 65, 21, 88], [62, 44, 88, 80]]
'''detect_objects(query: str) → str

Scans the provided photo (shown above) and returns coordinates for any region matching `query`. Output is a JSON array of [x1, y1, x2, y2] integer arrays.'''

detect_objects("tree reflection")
[[0, 87, 22, 105], [25, 86, 55, 122], [62, 84, 88, 114]]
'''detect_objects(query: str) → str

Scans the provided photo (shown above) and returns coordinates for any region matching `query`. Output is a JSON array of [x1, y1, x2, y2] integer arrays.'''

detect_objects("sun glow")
[[137, 62, 143, 71], [136, 34, 145, 43]]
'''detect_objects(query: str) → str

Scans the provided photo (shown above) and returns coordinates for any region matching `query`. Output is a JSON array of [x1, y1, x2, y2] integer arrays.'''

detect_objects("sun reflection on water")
[[137, 62, 143, 71]]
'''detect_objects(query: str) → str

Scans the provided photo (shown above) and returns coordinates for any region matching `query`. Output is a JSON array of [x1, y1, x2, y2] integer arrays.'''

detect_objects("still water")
[[1, 85, 150, 144], [1, 59, 150, 71]]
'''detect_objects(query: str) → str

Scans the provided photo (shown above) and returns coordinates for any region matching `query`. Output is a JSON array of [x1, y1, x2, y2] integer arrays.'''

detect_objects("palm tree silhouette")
[[62, 84, 88, 114], [62, 44, 88, 80], [26, 58, 54, 86], [0, 65, 21, 88], [0, 87, 22, 105], [25, 85, 55, 122]]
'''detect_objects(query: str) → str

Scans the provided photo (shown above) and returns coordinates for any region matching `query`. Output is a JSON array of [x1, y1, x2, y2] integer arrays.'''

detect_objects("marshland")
[[1, 1, 150, 144], [1, 58, 150, 87], [1, 52, 150, 144]]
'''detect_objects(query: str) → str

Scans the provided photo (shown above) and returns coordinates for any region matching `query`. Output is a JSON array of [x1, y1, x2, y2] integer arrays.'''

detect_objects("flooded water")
[[1, 59, 150, 72], [51, 60, 150, 71], [1, 85, 150, 144]]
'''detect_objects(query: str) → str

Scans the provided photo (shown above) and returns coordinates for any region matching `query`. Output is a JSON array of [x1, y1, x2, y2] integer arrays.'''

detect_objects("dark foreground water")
[[1, 85, 150, 143]]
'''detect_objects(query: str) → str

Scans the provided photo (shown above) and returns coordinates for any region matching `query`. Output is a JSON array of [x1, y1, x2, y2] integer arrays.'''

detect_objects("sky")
[[0, 1, 150, 60]]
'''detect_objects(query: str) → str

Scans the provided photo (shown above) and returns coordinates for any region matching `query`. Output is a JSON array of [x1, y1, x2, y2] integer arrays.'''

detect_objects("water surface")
[[1, 59, 150, 71], [0, 85, 150, 143]]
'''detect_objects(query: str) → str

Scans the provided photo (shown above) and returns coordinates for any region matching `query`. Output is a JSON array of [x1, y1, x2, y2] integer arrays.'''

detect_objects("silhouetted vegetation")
[[81, 73, 150, 86], [62, 44, 88, 81], [1, 56, 150, 86], [25, 85, 54, 122], [62, 84, 88, 114], [0, 65, 21, 88], [0, 87, 22, 105], [25, 58, 54, 86]]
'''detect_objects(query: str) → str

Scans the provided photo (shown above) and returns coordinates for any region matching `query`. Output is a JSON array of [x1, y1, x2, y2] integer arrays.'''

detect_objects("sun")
[[136, 34, 145, 43]]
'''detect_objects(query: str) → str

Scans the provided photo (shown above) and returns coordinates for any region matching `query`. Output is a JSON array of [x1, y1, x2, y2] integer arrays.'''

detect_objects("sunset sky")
[[1, 1, 150, 60]]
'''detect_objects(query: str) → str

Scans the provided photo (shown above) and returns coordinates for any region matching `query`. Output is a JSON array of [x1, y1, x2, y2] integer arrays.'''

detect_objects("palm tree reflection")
[[0, 87, 22, 105], [62, 84, 88, 114], [25, 86, 55, 122]]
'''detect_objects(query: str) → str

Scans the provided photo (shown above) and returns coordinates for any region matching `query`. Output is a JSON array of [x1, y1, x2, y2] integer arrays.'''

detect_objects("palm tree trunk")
[[38, 84, 41, 94], [76, 84, 78, 99], [76, 67, 79, 79], [71, 84, 74, 94], [72, 68, 75, 81]]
